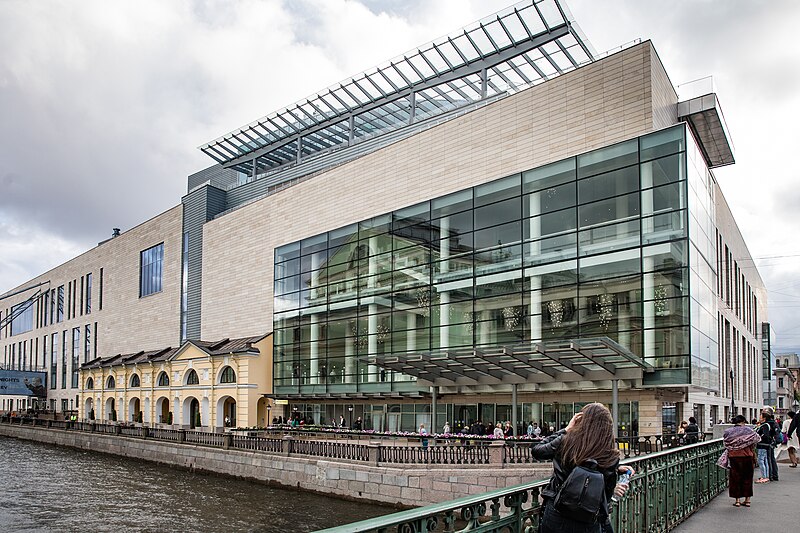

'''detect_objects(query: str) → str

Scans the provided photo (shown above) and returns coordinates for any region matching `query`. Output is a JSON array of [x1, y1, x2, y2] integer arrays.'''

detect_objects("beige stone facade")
[[200, 41, 678, 341], [1, 205, 183, 413]]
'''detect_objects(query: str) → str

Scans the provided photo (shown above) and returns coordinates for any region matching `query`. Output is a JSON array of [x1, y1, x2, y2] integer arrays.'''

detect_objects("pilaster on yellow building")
[[79, 334, 272, 430]]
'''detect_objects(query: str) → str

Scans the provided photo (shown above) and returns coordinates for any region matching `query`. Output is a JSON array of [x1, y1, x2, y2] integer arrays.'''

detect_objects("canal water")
[[0, 436, 392, 532]]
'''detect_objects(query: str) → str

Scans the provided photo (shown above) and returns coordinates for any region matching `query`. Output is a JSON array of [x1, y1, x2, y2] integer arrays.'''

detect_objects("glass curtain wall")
[[686, 128, 719, 389], [274, 125, 692, 396]]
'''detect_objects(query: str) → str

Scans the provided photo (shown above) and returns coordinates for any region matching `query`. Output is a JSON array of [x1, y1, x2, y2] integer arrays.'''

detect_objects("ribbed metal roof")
[[199, 0, 595, 176], [81, 334, 267, 369]]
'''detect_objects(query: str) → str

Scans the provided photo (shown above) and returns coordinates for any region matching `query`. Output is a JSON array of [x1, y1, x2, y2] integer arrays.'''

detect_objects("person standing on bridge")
[[529, 403, 634, 533], [719, 415, 760, 507], [755, 412, 774, 483]]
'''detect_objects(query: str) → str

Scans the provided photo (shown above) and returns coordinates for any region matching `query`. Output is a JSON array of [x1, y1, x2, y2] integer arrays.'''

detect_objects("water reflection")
[[0, 436, 391, 532]]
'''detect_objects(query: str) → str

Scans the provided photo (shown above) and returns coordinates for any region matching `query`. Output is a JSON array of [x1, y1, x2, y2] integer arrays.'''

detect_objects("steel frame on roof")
[[199, 0, 596, 176]]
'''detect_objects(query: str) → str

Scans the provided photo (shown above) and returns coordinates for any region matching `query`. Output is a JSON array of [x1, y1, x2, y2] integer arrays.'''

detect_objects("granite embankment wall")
[[0, 424, 551, 507]]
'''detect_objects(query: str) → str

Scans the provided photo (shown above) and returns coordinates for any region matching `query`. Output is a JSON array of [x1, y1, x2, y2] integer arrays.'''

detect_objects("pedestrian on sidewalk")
[[755, 412, 773, 483], [762, 407, 780, 481], [719, 415, 760, 507], [419, 423, 429, 449], [776, 411, 799, 467]]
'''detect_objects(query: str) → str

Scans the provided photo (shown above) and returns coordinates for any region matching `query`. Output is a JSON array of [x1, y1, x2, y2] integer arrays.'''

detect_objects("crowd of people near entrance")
[[719, 406, 799, 509]]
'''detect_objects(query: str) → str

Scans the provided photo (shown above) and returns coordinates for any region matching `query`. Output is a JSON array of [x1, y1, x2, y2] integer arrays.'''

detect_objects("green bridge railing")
[[316, 438, 726, 533]]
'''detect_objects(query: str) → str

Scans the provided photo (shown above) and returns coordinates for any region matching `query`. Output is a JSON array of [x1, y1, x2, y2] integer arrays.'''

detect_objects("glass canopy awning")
[[364, 337, 653, 387], [199, 0, 596, 175]]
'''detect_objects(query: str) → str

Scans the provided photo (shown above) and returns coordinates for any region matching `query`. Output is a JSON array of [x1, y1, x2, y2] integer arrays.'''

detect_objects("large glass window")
[[61, 330, 67, 389], [50, 332, 57, 389], [71, 327, 80, 388], [10, 301, 33, 336], [57, 286, 64, 323], [140, 243, 164, 297], [273, 125, 695, 393], [84, 324, 92, 363], [85, 273, 92, 314]]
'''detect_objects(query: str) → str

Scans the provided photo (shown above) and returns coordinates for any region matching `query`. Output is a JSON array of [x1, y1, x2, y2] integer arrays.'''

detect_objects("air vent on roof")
[[209, 338, 230, 351]]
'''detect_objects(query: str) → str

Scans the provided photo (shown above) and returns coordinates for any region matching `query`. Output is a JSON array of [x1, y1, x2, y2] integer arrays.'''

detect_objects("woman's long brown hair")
[[557, 403, 620, 469]]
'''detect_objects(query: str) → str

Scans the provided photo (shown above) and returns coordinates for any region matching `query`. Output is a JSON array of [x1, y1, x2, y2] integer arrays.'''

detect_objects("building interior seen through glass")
[[274, 125, 710, 394], [290, 400, 641, 435]]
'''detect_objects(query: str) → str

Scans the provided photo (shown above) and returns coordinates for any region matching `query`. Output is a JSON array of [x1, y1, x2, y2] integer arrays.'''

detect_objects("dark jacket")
[[530, 430, 620, 521], [684, 423, 699, 443], [756, 422, 774, 449]]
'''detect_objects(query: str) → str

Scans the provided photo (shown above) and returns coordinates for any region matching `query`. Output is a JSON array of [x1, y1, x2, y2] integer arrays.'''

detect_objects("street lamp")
[[267, 404, 272, 426], [348, 405, 354, 429], [730, 370, 736, 418]]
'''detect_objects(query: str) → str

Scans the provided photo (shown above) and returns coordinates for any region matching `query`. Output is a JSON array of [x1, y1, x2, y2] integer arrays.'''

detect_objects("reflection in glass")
[[273, 125, 700, 395]]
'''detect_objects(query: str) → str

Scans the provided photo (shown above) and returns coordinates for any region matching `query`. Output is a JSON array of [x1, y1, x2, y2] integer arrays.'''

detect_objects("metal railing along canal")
[[315, 438, 727, 533]]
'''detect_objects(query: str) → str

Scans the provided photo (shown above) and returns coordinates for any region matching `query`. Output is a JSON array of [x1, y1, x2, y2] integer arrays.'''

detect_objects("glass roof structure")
[[199, 0, 596, 176], [363, 337, 654, 388]]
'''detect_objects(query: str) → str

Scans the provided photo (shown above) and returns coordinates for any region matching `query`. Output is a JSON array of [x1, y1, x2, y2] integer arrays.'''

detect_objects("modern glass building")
[[1, 0, 766, 434], [271, 121, 725, 432]]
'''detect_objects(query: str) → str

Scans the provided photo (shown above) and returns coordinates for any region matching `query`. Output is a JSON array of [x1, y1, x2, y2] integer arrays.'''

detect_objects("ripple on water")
[[0, 436, 392, 533]]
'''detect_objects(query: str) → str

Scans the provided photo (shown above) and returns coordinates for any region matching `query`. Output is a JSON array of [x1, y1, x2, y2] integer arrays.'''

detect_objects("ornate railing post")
[[222, 432, 232, 449], [367, 442, 382, 465], [142, 426, 149, 439], [282, 435, 294, 456], [489, 440, 505, 466]]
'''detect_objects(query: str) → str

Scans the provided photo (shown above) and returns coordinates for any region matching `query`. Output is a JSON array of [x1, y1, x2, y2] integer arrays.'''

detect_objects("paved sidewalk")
[[674, 460, 797, 531]]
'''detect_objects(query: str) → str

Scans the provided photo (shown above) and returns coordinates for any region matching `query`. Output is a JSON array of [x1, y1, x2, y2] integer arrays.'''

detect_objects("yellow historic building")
[[79, 334, 272, 430]]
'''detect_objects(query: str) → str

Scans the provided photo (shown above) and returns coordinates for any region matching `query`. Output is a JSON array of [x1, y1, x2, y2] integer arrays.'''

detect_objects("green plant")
[[88, 409, 95, 420], [194, 411, 201, 428], [167, 411, 173, 425], [136, 411, 143, 423], [110, 409, 117, 422]]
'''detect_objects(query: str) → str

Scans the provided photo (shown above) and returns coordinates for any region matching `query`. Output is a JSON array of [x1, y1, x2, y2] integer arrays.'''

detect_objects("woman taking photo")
[[719, 415, 759, 506], [530, 403, 633, 533]]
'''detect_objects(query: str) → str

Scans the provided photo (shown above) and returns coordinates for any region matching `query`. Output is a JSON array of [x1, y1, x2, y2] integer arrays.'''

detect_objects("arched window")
[[106, 376, 115, 389], [130, 374, 140, 388], [86, 377, 94, 390], [186, 369, 199, 385], [220, 366, 236, 384], [157, 371, 169, 387]]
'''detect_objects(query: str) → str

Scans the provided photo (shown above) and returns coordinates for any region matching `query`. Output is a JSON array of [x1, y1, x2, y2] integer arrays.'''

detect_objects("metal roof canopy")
[[364, 337, 653, 387], [199, 0, 596, 176]]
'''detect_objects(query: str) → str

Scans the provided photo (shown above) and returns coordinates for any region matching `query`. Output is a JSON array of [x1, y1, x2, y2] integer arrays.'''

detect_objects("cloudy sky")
[[1, 0, 799, 351]]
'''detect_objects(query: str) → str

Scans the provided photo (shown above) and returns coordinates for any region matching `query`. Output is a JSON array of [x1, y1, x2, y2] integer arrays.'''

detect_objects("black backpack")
[[554, 459, 607, 523]]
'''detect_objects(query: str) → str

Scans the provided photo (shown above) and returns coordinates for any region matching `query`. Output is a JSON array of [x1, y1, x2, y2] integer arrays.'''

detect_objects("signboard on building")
[[0, 370, 47, 397]]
